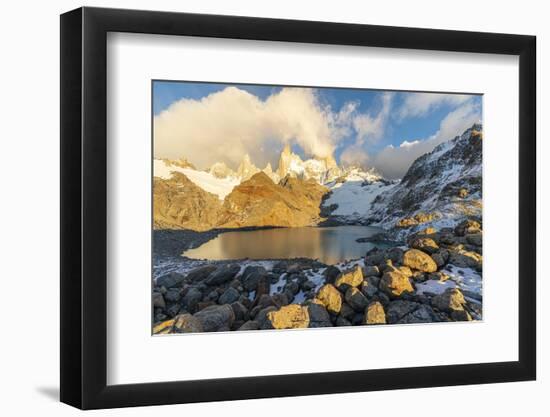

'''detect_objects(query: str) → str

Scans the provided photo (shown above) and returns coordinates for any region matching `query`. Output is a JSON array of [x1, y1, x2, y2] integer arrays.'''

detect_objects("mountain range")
[[153, 124, 482, 235]]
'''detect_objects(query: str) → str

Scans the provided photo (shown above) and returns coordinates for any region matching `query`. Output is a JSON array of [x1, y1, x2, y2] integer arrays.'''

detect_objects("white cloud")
[[154, 87, 345, 169], [353, 92, 393, 144], [396, 93, 472, 120], [372, 101, 481, 179], [338, 93, 393, 168], [339, 145, 370, 168]]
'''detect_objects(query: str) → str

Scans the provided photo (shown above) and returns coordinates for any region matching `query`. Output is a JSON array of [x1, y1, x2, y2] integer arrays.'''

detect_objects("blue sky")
[[153, 80, 482, 178]]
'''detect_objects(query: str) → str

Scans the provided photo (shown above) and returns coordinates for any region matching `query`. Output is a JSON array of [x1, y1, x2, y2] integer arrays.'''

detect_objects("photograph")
[[151, 81, 483, 334]]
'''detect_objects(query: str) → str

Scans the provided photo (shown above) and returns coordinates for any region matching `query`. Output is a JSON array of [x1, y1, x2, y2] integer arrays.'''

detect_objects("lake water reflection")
[[182, 226, 387, 265]]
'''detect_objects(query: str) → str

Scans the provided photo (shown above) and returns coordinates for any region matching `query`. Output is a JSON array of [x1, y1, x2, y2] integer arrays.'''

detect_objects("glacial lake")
[[182, 226, 389, 265]]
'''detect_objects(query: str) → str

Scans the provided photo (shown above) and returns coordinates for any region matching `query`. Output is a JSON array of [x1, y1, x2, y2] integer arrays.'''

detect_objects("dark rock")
[[323, 265, 341, 284], [386, 300, 420, 324], [345, 287, 369, 312], [363, 265, 380, 277], [336, 316, 352, 326], [194, 304, 235, 332], [206, 264, 241, 286], [165, 303, 181, 318], [182, 287, 203, 313], [272, 292, 289, 307], [255, 306, 278, 328], [152, 292, 165, 309], [397, 304, 439, 324], [241, 265, 267, 291], [301, 279, 316, 291], [230, 302, 249, 321], [164, 288, 181, 303], [238, 320, 260, 331], [186, 265, 218, 283], [156, 272, 186, 288], [307, 304, 332, 327], [218, 287, 241, 305]]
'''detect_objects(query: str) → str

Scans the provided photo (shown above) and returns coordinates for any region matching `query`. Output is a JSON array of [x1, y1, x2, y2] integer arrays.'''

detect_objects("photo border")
[[60, 7, 536, 409]]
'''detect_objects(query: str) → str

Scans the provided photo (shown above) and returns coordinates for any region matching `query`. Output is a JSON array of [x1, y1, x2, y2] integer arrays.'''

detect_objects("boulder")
[[205, 264, 241, 286], [153, 319, 175, 335], [379, 271, 414, 298], [431, 250, 448, 268], [230, 302, 249, 321], [173, 313, 204, 333], [218, 287, 241, 305], [156, 272, 186, 288], [451, 310, 473, 321], [386, 247, 404, 264], [454, 219, 482, 236], [364, 301, 386, 324], [466, 233, 483, 247], [265, 304, 310, 329], [365, 248, 388, 266], [323, 265, 341, 284], [396, 304, 439, 324], [361, 276, 379, 298], [181, 287, 203, 313], [316, 284, 343, 314], [402, 249, 438, 273], [238, 320, 260, 331], [307, 304, 333, 327], [186, 265, 218, 283], [345, 287, 369, 312], [336, 316, 352, 326], [152, 292, 165, 309], [448, 249, 482, 271], [241, 265, 267, 291], [334, 265, 364, 291], [164, 288, 181, 303], [411, 238, 439, 254], [432, 288, 466, 313], [362, 265, 380, 277], [339, 302, 356, 320], [194, 304, 235, 332], [386, 300, 421, 324], [255, 306, 278, 327]]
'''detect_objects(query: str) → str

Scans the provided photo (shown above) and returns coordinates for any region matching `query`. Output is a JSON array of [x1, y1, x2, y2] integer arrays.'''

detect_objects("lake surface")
[[182, 226, 388, 265]]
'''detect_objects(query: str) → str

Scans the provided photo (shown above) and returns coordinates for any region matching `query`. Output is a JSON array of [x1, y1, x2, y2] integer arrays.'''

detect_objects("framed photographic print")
[[60, 6, 536, 409]]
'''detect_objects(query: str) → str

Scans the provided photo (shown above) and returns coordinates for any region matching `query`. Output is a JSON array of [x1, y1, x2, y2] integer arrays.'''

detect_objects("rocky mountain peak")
[[237, 153, 260, 180]]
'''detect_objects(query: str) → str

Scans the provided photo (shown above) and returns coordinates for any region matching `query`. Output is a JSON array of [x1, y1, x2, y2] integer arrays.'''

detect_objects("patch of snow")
[[154, 159, 239, 200], [324, 180, 395, 217], [442, 265, 482, 296], [415, 279, 457, 295]]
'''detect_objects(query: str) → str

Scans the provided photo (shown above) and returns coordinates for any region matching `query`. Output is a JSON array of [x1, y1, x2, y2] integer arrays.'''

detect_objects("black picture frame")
[[60, 6, 536, 410]]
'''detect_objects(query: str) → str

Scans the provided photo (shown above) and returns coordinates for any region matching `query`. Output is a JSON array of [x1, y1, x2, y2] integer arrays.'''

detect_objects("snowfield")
[[154, 159, 239, 200]]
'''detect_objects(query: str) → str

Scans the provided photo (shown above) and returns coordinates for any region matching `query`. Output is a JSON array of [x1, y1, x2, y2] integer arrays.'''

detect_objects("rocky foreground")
[[152, 218, 483, 334]]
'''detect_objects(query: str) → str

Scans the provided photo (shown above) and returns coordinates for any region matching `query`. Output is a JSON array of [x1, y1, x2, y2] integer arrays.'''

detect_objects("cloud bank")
[[371, 100, 481, 179], [155, 85, 480, 179], [396, 93, 472, 120], [154, 87, 345, 170]]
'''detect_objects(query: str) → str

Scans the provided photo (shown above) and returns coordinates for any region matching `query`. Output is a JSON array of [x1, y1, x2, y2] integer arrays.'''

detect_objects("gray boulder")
[[218, 287, 240, 305], [206, 264, 241, 285], [186, 265, 218, 282], [156, 272, 186, 288], [194, 304, 235, 332], [307, 304, 332, 328]]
